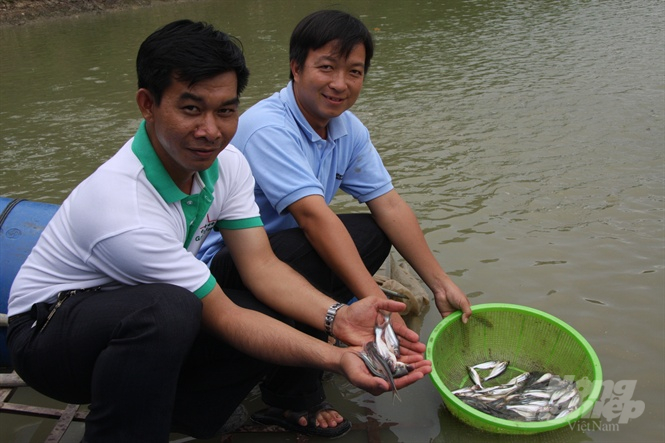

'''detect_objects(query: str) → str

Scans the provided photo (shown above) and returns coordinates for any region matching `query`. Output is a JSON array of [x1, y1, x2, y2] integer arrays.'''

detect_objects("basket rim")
[[426, 303, 603, 433]]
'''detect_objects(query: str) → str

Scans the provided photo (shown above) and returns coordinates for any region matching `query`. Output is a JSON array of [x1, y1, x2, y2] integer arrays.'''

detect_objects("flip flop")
[[251, 401, 352, 438]]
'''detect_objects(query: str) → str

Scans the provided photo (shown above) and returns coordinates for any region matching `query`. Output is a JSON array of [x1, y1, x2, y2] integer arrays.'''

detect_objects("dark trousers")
[[7, 284, 277, 442], [209, 213, 391, 411], [7, 214, 390, 441]]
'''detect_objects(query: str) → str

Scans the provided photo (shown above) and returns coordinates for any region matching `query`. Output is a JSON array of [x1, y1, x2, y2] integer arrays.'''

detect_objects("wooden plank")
[[46, 403, 81, 443], [0, 377, 398, 443], [0, 371, 26, 388], [0, 401, 87, 421], [217, 417, 396, 441], [0, 387, 13, 402]]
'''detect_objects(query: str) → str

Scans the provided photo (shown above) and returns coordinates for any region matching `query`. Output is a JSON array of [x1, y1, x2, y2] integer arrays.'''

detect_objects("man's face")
[[137, 71, 239, 190], [291, 40, 366, 137]]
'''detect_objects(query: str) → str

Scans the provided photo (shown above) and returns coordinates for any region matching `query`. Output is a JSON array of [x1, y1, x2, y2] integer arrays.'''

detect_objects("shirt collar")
[[131, 120, 219, 203], [281, 81, 348, 143]]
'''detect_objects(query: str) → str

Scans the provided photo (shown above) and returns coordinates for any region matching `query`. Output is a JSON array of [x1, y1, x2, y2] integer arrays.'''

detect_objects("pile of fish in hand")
[[357, 312, 413, 399], [453, 361, 581, 421]]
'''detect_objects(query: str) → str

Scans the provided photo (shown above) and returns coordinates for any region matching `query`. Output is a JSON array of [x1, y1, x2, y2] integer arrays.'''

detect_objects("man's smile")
[[323, 93, 345, 103]]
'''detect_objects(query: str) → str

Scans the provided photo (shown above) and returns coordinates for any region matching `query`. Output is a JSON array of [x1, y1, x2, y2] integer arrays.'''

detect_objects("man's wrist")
[[324, 302, 345, 337]]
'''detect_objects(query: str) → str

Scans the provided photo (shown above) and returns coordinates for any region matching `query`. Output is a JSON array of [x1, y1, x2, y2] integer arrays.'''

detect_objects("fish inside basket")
[[426, 303, 603, 435]]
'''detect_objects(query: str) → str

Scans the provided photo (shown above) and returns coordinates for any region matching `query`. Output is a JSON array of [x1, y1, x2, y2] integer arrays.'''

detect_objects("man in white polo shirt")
[[6, 20, 431, 442]]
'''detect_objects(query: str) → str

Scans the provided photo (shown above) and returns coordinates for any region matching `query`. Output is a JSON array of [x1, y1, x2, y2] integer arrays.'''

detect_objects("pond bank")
[[0, 0, 180, 26]]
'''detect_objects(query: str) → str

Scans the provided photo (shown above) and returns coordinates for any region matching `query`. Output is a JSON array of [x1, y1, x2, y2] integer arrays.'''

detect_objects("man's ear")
[[290, 59, 301, 82], [136, 88, 156, 122]]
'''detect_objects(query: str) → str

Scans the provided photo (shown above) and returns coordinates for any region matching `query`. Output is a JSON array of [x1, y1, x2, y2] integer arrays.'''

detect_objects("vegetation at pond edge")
[[0, 0, 178, 26]]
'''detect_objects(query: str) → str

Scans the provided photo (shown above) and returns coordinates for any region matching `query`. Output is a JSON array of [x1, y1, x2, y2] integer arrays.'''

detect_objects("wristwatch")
[[324, 302, 344, 337]]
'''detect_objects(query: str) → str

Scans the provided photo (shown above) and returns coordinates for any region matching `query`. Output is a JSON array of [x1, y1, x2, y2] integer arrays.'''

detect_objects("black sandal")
[[251, 401, 352, 438]]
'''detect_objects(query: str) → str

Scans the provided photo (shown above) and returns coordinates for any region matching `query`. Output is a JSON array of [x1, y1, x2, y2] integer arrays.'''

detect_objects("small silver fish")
[[483, 360, 509, 381], [357, 349, 383, 378], [555, 386, 578, 406], [555, 408, 572, 419], [359, 342, 399, 399], [453, 364, 582, 423], [381, 312, 401, 359], [452, 386, 477, 396], [505, 404, 541, 421], [358, 315, 414, 401], [537, 411, 554, 421], [567, 394, 580, 410], [534, 372, 553, 385], [550, 385, 573, 404], [477, 384, 520, 396], [374, 324, 396, 369], [392, 361, 413, 377], [522, 390, 551, 399], [467, 366, 484, 388], [459, 397, 522, 421], [506, 372, 530, 386], [472, 361, 500, 370]]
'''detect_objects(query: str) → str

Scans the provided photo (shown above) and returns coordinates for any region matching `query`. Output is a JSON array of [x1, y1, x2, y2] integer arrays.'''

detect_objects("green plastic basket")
[[426, 303, 603, 434]]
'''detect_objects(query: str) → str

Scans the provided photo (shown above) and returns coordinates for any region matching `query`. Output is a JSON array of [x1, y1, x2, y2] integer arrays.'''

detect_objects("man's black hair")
[[137, 19, 250, 104], [289, 10, 374, 80]]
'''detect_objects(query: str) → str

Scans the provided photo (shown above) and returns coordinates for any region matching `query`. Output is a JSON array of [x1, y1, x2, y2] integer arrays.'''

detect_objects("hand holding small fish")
[[384, 310, 427, 356], [331, 297, 423, 354], [331, 297, 431, 397], [355, 308, 433, 400], [338, 350, 431, 396]]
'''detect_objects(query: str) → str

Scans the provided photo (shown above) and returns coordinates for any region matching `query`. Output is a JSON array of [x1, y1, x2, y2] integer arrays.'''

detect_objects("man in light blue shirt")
[[232, 81, 394, 235], [200, 10, 472, 435], [198, 79, 393, 252]]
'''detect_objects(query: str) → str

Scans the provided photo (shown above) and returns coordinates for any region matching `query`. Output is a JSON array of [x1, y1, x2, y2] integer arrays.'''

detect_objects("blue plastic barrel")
[[0, 197, 59, 369]]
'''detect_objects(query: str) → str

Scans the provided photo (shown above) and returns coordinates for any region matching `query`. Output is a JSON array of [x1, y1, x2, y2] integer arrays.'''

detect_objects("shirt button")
[[186, 200, 193, 206]]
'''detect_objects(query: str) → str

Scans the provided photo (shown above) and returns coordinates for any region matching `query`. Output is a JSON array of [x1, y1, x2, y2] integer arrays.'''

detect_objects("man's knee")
[[123, 284, 202, 344], [83, 283, 202, 346], [339, 213, 391, 259]]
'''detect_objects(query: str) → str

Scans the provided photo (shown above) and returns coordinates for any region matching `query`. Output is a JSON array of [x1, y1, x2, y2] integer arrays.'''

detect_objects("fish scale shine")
[[358, 310, 413, 400], [453, 365, 582, 422]]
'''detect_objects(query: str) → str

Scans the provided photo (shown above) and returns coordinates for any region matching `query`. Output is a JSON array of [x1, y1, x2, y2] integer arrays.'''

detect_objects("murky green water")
[[1, 0, 663, 442]]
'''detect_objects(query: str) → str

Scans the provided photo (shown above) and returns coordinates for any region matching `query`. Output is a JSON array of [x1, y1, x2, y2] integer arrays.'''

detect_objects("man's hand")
[[339, 350, 432, 395], [330, 298, 394, 347], [433, 278, 472, 323], [331, 297, 427, 362], [389, 312, 427, 356]]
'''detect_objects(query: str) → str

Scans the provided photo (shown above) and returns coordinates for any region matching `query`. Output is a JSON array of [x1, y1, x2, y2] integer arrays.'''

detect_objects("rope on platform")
[[0, 198, 25, 230]]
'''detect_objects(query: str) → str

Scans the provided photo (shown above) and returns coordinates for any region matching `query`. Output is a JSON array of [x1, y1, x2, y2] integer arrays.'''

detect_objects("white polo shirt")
[[8, 121, 262, 316]]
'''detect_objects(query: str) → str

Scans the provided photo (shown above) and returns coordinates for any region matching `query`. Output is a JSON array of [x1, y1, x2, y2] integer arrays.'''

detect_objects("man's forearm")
[[301, 214, 386, 300], [369, 192, 451, 292], [201, 286, 343, 370]]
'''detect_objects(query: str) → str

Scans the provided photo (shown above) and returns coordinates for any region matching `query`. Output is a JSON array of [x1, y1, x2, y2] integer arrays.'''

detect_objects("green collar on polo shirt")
[[131, 120, 218, 248]]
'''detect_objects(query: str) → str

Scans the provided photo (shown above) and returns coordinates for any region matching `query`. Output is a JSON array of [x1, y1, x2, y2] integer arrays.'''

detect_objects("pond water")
[[0, 0, 663, 442]]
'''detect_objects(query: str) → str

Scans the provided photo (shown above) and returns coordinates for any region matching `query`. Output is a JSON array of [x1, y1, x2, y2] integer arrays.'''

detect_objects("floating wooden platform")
[[1, 371, 397, 442], [1, 372, 86, 443]]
